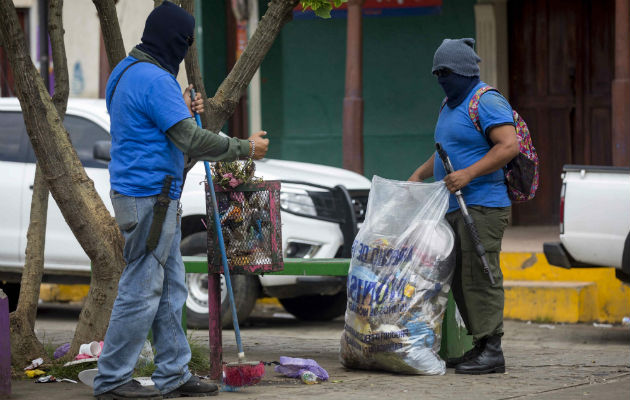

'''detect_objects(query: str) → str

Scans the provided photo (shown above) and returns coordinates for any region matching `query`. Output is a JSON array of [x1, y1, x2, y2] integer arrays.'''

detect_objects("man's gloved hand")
[[184, 84, 205, 115], [248, 130, 269, 160]]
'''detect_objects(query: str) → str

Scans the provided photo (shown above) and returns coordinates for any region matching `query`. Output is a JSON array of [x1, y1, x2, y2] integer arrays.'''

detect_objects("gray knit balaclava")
[[432, 38, 481, 77]]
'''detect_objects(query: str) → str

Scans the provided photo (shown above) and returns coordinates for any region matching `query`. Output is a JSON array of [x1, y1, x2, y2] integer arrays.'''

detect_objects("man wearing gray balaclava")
[[409, 38, 519, 375]]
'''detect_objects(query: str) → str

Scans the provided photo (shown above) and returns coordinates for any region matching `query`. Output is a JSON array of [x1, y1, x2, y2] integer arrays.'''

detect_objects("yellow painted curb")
[[40, 283, 89, 303], [501, 253, 630, 323], [504, 280, 598, 323], [256, 297, 282, 306]]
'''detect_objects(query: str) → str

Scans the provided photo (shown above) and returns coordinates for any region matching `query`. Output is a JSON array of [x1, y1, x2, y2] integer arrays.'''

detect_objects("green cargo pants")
[[445, 205, 510, 342]]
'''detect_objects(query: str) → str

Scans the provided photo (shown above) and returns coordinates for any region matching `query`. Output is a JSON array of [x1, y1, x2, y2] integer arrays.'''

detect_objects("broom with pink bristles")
[[191, 89, 265, 389]]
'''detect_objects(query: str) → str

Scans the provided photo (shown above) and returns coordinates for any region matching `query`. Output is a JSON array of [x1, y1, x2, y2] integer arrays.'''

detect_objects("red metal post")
[[612, 0, 630, 167], [207, 274, 223, 380], [342, 0, 365, 175], [0, 290, 10, 397]]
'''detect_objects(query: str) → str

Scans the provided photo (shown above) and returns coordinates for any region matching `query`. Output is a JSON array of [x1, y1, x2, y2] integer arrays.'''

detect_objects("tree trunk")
[[9, 0, 71, 368], [181, 0, 210, 129], [50, 0, 69, 117], [9, 164, 49, 367], [157, 0, 181, 7], [92, 0, 126, 69], [0, 0, 125, 361], [205, 0, 299, 132]]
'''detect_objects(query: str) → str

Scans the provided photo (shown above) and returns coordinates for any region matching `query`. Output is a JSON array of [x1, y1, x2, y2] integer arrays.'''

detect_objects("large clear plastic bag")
[[339, 176, 455, 375]]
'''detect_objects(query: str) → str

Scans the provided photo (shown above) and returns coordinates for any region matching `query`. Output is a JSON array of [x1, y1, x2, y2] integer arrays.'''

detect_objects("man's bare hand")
[[183, 84, 205, 115], [444, 169, 473, 193], [248, 130, 269, 160]]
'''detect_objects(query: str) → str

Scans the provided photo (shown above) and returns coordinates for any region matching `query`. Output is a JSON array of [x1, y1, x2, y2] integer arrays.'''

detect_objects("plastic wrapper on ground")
[[339, 176, 455, 375]]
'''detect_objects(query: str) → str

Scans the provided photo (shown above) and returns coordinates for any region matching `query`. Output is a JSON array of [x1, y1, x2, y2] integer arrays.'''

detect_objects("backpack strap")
[[106, 60, 146, 107], [438, 97, 448, 114], [467, 85, 498, 133]]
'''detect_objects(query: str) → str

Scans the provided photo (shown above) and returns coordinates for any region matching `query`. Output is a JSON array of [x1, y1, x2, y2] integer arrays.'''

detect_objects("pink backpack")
[[440, 86, 539, 202], [469, 86, 539, 202]]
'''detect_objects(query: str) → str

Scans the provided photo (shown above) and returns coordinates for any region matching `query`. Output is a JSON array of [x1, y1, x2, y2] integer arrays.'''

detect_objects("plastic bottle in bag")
[[300, 371, 319, 384]]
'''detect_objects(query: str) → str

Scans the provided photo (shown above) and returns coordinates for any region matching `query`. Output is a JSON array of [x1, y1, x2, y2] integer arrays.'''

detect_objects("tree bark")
[[92, 0, 126, 69], [8, 0, 71, 368], [157, 0, 181, 7], [205, 0, 299, 132], [0, 0, 125, 361], [9, 166, 48, 368], [50, 0, 69, 116], [181, 0, 210, 129]]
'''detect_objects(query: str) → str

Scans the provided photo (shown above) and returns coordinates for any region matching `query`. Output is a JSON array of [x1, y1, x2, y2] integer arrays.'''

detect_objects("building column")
[[474, 0, 509, 96], [612, 0, 630, 167], [342, 0, 364, 175]]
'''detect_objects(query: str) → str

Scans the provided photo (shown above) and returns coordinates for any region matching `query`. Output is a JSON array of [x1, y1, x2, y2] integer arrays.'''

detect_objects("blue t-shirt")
[[433, 82, 515, 212], [105, 56, 191, 199]]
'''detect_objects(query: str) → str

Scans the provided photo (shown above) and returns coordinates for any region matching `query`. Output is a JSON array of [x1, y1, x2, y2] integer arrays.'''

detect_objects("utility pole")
[[342, 0, 365, 174]]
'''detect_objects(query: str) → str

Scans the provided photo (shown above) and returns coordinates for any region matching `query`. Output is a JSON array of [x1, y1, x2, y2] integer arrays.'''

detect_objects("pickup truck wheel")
[[180, 232, 260, 329], [279, 292, 347, 321]]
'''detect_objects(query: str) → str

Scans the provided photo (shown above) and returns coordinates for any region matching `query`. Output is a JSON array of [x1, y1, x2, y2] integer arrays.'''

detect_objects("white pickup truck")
[[0, 98, 371, 327], [543, 165, 630, 284]]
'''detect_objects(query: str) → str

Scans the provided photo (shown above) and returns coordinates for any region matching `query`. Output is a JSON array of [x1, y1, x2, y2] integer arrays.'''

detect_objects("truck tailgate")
[[560, 166, 630, 268]]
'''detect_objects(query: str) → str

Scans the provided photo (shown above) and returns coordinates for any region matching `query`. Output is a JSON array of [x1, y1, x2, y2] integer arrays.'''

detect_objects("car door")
[[0, 111, 29, 269], [20, 113, 113, 271]]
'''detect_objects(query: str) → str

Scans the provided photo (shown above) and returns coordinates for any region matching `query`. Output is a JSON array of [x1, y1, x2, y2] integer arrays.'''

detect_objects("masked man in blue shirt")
[[94, 2, 268, 399], [409, 38, 519, 375]]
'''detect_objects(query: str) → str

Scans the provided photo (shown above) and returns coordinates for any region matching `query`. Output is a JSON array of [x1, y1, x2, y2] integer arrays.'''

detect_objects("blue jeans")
[[94, 191, 192, 395]]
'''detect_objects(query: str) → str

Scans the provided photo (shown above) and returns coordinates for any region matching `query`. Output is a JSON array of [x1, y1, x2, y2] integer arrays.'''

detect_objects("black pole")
[[435, 143, 495, 285], [38, 0, 49, 93]]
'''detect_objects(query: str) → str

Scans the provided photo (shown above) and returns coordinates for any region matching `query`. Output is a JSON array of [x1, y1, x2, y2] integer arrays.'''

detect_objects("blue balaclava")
[[432, 38, 481, 108], [136, 1, 195, 76]]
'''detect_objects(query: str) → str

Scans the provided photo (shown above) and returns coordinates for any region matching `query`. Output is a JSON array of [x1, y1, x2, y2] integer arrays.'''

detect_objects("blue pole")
[[191, 89, 245, 358]]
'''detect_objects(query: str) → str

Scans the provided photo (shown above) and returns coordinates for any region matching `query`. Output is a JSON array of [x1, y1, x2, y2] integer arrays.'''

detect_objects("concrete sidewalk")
[[501, 225, 560, 252], [8, 303, 630, 400]]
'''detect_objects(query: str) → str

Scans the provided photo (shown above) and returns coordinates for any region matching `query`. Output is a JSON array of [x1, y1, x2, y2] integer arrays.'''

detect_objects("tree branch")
[[49, 0, 69, 116], [181, 0, 211, 129], [205, 0, 299, 132], [92, 0, 126, 69], [157, 0, 181, 7]]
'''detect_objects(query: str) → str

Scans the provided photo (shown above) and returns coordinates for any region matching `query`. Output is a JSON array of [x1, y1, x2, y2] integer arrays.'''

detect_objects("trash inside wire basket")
[[205, 180, 283, 274]]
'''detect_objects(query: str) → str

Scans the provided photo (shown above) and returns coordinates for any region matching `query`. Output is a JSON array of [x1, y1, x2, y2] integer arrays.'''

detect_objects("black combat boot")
[[446, 339, 485, 368], [163, 376, 218, 398], [96, 379, 162, 399], [455, 335, 505, 374]]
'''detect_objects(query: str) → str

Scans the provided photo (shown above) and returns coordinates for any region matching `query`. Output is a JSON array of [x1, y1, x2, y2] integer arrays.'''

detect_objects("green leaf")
[[299, 0, 348, 19], [313, 3, 333, 18]]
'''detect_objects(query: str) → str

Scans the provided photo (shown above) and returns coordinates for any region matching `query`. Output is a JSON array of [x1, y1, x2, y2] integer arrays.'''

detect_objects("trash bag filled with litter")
[[340, 176, 455, 375]]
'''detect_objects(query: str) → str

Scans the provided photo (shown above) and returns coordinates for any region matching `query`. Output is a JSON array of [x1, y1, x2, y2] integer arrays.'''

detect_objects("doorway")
[[508, 0, 614, 225]]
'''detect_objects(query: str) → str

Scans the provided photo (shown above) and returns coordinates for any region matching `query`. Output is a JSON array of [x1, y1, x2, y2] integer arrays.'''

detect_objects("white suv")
[[0, 98, 370, 327]]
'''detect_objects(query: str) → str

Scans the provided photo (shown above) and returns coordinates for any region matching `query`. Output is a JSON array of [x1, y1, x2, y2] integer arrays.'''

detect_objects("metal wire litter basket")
[[205, 180, 283, 274]]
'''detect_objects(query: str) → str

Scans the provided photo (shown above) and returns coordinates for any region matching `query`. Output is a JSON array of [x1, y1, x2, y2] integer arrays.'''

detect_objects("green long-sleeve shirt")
[[129, 47, 251, 161]]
